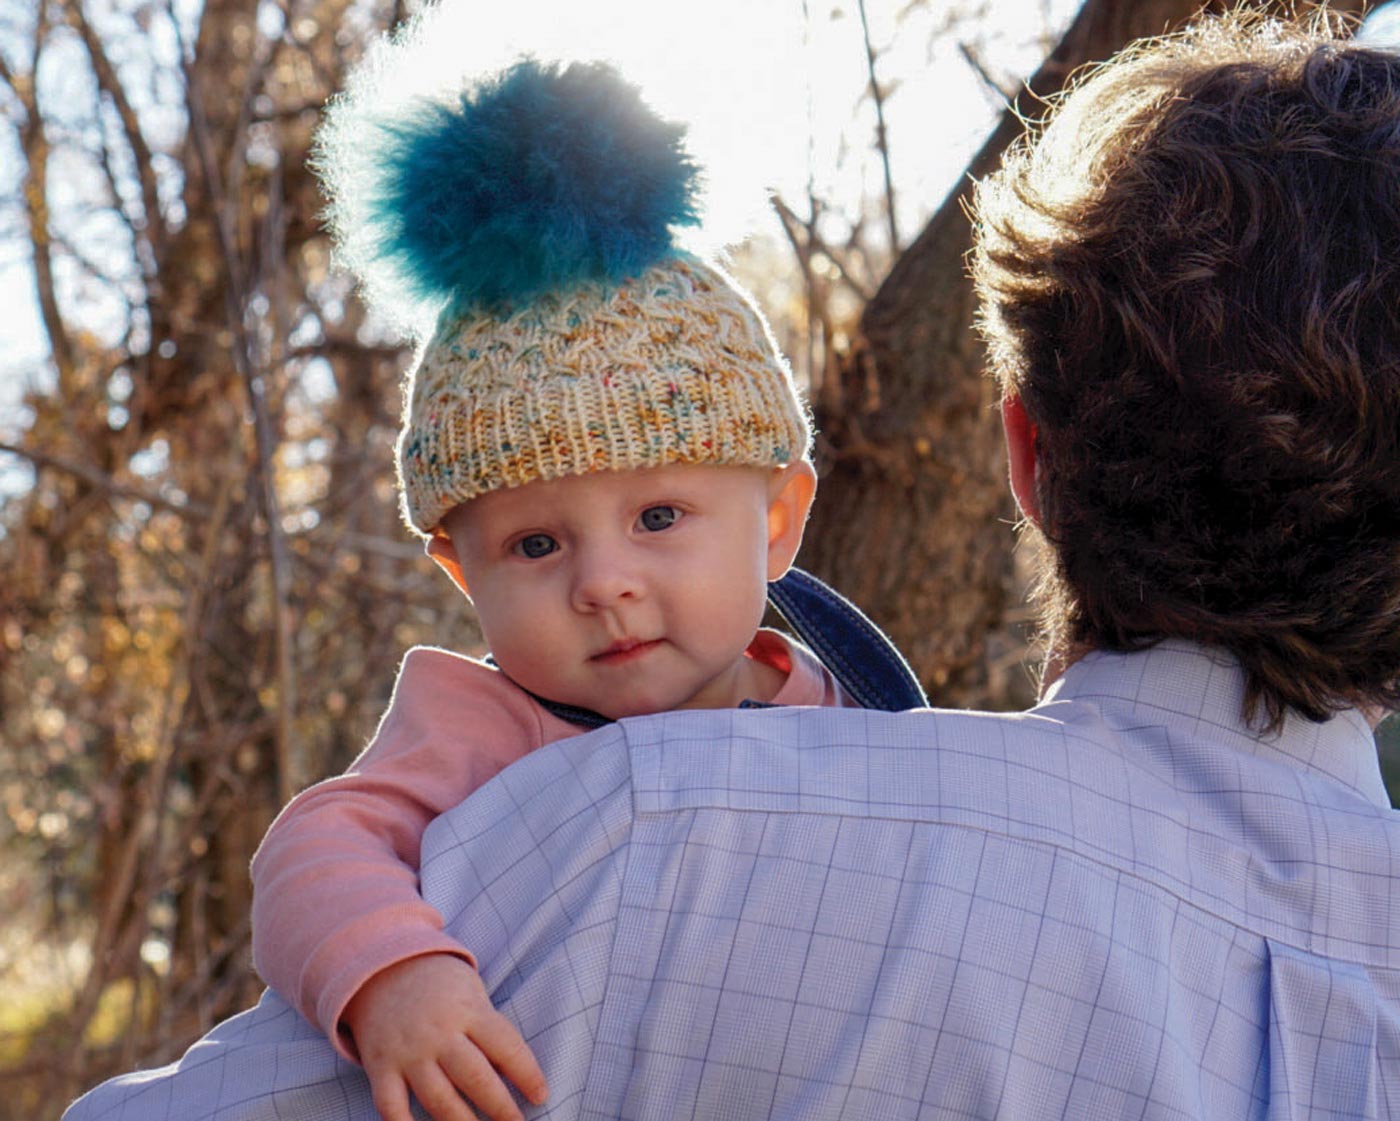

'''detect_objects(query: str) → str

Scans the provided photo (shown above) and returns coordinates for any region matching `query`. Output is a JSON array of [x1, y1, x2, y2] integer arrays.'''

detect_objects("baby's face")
[[439, 463, 804, 719]]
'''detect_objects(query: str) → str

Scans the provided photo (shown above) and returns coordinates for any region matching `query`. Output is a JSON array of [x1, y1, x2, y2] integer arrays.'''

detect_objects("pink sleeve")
[[249, 647, 555, 1060], [753, 628, 861, 709]]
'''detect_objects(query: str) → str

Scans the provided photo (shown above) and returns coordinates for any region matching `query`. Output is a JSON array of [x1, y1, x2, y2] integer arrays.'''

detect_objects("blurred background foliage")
[[0, 0, 1393, 1116]]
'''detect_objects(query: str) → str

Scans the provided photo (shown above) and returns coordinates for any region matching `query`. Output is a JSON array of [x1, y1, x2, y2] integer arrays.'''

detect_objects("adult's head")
[[972, 11, 1400, 730]]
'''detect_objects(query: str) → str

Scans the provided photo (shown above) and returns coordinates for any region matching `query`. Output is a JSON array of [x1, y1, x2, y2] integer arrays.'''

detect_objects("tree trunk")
[[801, 0, 1370, 710]]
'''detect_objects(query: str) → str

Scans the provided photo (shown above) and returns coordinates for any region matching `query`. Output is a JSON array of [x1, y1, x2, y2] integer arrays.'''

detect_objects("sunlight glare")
[[351, 0, 812, 249]]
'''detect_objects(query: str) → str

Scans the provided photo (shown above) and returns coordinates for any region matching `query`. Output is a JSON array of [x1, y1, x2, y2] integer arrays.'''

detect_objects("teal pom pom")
[[347, 59, 700, 314]]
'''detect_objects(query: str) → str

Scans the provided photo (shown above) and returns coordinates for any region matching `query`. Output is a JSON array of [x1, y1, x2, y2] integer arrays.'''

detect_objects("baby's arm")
[[250, 648, 553, 1116]]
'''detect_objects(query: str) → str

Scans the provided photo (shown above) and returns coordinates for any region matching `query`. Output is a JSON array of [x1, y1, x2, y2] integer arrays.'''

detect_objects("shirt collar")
[[1042, 639, 1391, 810]]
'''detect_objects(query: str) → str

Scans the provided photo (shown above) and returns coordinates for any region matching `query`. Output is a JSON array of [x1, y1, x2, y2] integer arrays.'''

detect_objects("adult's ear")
[[1001, 393, 1041, 526], [426, 532, 472, 598], [765, 460, 818, 581]]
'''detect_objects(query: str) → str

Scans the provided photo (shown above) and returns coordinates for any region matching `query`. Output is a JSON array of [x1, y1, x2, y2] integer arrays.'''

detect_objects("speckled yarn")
[[397, 256, 811, 534]]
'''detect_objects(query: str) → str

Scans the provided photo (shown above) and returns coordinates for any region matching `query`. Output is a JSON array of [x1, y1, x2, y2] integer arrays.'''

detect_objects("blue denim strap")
[[766, 567, 927, 712]]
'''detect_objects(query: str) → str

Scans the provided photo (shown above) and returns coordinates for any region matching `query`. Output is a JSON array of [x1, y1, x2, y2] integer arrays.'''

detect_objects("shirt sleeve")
[[249, 647, 551, 1060]]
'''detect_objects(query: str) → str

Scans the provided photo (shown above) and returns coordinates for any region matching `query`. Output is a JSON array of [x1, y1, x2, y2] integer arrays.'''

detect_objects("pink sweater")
[[250, 629, 852, 1058]]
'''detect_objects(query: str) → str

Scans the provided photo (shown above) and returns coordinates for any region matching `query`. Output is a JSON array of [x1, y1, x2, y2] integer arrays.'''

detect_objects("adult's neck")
[[1038, 642, 1091, 696]]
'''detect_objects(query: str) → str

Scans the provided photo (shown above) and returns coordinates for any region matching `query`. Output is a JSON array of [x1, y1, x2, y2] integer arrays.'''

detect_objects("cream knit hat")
[[316, 55, 811, 536], [399, 256, 810, 534]]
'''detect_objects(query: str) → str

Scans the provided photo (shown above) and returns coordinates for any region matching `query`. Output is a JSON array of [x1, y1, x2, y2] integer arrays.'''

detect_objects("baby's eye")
[[638, 505, 679, 532], [514, 533, 558, 559]]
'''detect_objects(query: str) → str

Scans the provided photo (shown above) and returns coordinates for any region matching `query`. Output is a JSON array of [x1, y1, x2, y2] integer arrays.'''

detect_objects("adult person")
[[64, 9, 1400, 1120]]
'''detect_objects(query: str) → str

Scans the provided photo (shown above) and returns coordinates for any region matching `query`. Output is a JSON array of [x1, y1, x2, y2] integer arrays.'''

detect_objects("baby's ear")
[[426, 531, 472, 598], [765, 461, 818, 581]]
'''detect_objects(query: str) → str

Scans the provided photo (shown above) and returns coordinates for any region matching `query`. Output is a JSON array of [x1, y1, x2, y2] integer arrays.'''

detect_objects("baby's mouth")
[[591, 638, 663, 664]]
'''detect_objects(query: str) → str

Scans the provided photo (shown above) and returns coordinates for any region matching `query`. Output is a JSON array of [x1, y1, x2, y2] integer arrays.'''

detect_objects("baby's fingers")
[[471, 1012, 548, 1106], [438, 1039, 525, 1121], [363, 1067, 414, 1121], [407, 1059, 491, 1121]]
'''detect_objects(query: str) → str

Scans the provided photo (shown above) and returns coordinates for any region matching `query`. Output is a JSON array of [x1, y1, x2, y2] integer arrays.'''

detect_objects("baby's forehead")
[[441, 462, 773, 529]]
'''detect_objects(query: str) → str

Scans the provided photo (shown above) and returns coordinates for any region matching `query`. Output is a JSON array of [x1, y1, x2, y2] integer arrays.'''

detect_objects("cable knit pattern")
[[397, 257, 812, 534]]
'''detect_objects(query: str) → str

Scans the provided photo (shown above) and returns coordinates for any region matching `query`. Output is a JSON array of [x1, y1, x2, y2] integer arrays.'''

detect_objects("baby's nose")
[[570, 547, 643, 611]]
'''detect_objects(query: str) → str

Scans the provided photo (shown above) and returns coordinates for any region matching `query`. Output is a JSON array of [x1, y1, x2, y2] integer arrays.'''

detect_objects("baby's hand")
[[343, 953, 548, 1121]]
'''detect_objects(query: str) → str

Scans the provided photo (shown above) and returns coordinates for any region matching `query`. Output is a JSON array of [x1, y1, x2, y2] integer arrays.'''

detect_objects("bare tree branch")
[[13, 6, 77, 392], [0, 441, 210, 517], [51, 229, 136, 289], [771, 192, 840, 420], [250, 99, 325, 123], [62, 0, 167, 266], [0, 47, 22, 108], [771, 194, 875, 303], [856, 0, 900, 253], [222, 23, 276, 236], [180, 28, 300, 806], [287, 340, 404, 362], [957, 41, 1017, 104]]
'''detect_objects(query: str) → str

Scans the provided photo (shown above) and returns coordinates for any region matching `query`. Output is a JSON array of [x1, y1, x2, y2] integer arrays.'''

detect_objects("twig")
[[286, 340, 405, 362], [0, 440, 209, 516], [63, 784, 151, 1069], [249, 99, 325, 123], [132, 470, 234, 1032], [856, 0, 900, 253], [771, 194, 838, 417], [62, 0, 167, 265], [796, 0, 821, 394], [0, 43, 20, 99], [958, 41, 1017, 105], [51, 229, 136, 289], [771, 195, 875, 303], [222, 11, 276, 235], [12, 6, 77, 392]]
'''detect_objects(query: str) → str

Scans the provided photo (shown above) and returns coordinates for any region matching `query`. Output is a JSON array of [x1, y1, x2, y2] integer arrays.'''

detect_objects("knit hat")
[[317, 57, 811, 536]]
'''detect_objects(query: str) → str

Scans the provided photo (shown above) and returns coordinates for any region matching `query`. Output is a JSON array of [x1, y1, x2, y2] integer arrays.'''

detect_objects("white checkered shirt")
[[64, 641, 1400, 1119]]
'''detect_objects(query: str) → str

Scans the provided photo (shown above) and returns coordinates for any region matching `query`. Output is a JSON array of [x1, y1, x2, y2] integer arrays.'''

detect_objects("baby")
[[250, 55, 921, 1121]]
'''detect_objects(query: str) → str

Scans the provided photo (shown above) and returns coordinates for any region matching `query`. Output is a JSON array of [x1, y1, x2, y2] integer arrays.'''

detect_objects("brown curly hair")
[[972, 11, 1400, 731]]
